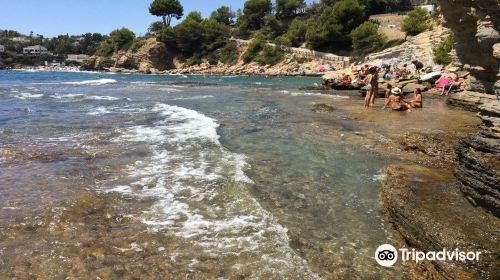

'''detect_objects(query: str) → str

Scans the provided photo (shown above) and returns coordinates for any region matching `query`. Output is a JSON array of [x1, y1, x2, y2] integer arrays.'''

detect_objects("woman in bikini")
[[410, 88, 423, 108], [382, 87, 412, 112], [364, 67, 379, 108]]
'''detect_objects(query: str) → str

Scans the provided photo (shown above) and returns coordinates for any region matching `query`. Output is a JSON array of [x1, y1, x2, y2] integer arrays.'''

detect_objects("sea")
[[0, 70, 401, 279]]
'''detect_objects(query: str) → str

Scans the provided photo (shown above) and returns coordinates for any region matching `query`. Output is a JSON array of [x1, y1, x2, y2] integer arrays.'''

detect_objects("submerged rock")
[[311, 104, 335, 113]]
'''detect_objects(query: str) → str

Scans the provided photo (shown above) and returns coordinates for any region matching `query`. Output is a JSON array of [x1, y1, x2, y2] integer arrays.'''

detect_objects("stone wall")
[[231, 38, 350, 69]]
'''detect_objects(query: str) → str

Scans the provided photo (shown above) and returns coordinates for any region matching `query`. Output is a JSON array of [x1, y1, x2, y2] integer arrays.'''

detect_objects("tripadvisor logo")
[[375, 244, 398, 267], [375, 244, 482, 267]]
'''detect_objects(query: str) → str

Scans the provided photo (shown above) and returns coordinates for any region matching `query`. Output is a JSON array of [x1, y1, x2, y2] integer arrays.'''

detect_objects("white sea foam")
[[158, 87, 183, 93], [88, 106, 112, 115], [86, 95, 121, 101], [283, 91, 350, 98], [13, 92, 44, 100], [62, 78, 117, 85], [99, 103, 318, 278], [50, 93, 85, 100], [170, 95, 214, 101], [50, 93, 126, 101]]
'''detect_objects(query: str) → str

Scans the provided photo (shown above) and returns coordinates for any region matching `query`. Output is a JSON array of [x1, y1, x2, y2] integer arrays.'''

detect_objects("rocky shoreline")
[[376, 96, 499, 279]]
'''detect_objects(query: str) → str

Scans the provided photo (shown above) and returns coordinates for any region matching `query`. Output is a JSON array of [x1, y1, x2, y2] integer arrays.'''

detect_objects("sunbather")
[[410, 88, 423, 108], [441, 77, 463, 96], [382, 87, 412, 112]]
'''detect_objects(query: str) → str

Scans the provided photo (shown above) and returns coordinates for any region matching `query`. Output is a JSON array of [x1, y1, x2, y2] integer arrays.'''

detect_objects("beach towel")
[[436, 76, 451, 89]]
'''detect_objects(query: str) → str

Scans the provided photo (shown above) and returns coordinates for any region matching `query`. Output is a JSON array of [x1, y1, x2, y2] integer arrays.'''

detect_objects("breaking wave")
[[99, 103, 318, 278], [62, 78, 117, 85]]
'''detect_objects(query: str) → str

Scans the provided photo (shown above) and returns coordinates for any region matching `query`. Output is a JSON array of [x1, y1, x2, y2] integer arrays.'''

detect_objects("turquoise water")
[[0, 70, 399, 279]]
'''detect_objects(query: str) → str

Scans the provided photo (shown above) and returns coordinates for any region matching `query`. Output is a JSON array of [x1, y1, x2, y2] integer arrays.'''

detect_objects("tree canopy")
[[158, 12, 230, 60], [305, 0, 367, 52], [149, 0, 184, 27], [210, 6, 235, 25], [275, 0, 306, 19], [401, 7, 431, 37], [350, 21, 386, 54], [240, 0, 273, 30]]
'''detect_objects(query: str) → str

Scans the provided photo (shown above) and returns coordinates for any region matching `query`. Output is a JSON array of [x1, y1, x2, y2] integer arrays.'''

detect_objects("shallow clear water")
[[0, 70, 401, 279]]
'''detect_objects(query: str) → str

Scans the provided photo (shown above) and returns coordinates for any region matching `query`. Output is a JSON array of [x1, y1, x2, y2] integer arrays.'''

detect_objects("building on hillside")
[[66, 54, 89, 63], [23, 45, 49, 56], [419, 4, 435, 12], [0, 45, 5, 53], [12, 36, 29, 43]]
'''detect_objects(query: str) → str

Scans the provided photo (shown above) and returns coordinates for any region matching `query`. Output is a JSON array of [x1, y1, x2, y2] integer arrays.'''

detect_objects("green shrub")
[[130, 39, 145, 52], [109, 28, 136, 51], [282, 17, 307, 47], [274, 35, 292, 47], [401, 7, 431, 37], [254, 45, 284, 65], [350, 21, 386, 55], [95, 40, 115, 57], [242, 34, 265, 63], [185, 54, 202, 66], [433, 34, 454, 65], [261, 14, 284, 39], [218, 41, 240, 65]]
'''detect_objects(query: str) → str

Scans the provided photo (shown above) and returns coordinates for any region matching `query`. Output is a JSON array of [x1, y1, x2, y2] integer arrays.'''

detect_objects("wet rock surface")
[[379, 165, 500, 280]]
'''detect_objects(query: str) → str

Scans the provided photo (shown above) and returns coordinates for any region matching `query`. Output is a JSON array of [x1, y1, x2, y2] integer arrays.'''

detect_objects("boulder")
[[401, 82, 426, 94], [466, 75, 487, 93], [493, 43, 500, 60], [476, 18, 500, 47]]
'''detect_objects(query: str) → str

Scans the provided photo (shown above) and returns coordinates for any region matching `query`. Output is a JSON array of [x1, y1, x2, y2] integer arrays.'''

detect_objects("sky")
[[0, 0, 315, 38]]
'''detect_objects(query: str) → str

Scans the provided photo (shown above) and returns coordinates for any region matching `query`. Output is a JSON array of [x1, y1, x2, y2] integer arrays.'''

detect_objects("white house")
[[66, 54, 89, 63], [23, 45, 49, 56], [12, 36, 29, 43], [0, 45, 5, 53]]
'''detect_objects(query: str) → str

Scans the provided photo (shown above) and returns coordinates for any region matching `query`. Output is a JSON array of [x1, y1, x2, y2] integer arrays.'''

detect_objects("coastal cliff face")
[[436, 0, 499, 95], [82, 38, 173, 73], [454, 102, 500, 217]]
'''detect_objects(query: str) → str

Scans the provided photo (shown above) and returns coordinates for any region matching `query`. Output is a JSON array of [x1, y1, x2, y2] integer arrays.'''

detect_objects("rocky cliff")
[[436, 0, 499, 95], [455, 102, 500, 217], [82, 38, 173, 73]]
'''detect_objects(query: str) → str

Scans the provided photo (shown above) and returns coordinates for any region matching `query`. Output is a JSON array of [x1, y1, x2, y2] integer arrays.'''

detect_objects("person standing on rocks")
[[364, 66, 379, 108]]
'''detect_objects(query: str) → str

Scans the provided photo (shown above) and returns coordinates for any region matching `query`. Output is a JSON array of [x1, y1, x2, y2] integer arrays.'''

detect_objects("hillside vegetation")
[[93, 0, 431, 67]]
